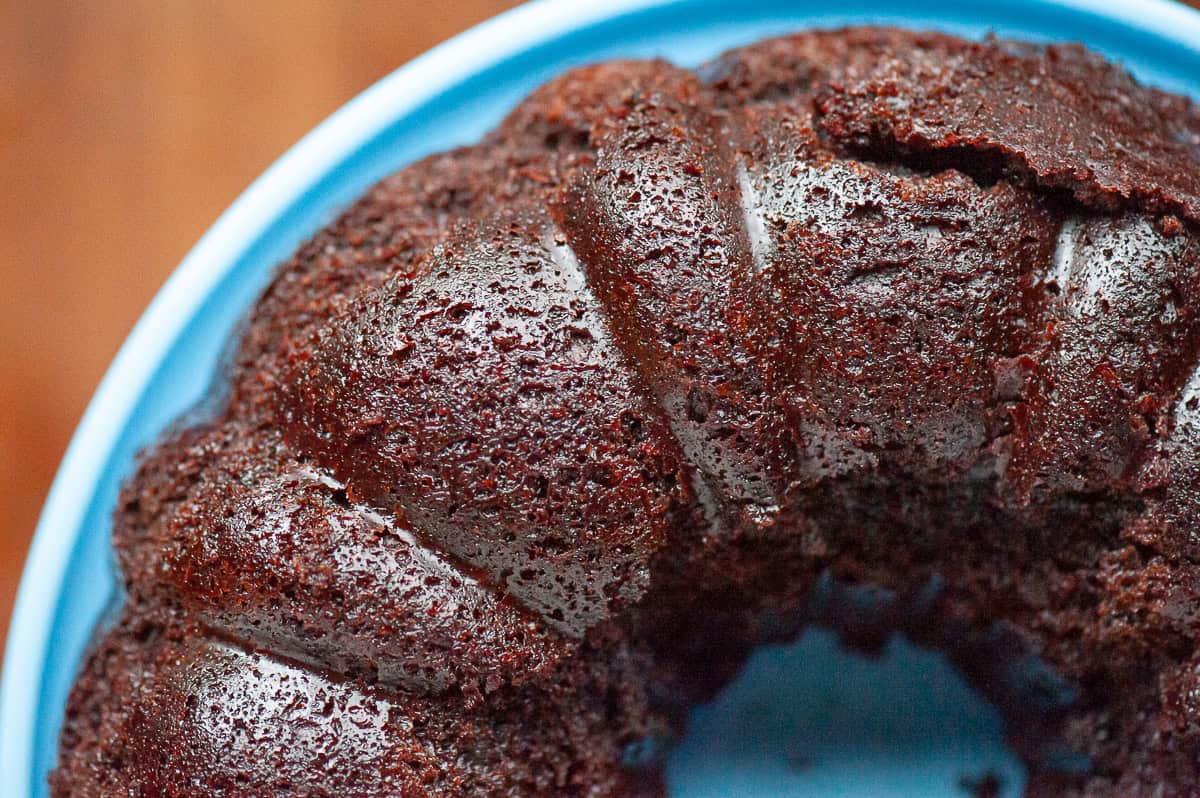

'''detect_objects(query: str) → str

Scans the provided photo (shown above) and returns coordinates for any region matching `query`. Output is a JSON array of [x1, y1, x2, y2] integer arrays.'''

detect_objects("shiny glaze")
[[555, 64, 795, 526], [121, 424, 568, 694], [56, 28, 1200, 797], [280, 209, 686, 635]]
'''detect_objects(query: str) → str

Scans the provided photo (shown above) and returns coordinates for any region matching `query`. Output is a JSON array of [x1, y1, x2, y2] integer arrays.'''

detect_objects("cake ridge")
[[53, 26, 1200, 797]]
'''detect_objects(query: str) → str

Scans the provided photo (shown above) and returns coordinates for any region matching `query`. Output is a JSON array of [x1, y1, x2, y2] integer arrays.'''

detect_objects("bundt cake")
[[53, 27, 1200, 796]]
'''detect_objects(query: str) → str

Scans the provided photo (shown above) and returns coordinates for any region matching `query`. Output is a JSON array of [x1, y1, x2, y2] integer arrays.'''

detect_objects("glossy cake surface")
[[53, 28, 1200, 796]]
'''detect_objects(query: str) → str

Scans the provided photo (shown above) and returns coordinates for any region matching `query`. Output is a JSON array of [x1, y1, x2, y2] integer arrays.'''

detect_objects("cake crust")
[[54, 27, 1200, 797]]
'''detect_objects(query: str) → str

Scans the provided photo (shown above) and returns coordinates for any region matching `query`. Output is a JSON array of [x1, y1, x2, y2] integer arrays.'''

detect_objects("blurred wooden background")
[[0, 0, 519, 655], [3, 1, 1200, 657]]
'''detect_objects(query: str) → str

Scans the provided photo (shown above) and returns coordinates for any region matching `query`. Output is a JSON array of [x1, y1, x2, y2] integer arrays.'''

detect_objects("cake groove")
[[53, 27, 1200, 797]]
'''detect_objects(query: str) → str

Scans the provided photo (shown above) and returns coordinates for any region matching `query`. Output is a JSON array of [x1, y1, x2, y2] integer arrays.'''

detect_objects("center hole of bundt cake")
[[665, 628, 1024, 796]]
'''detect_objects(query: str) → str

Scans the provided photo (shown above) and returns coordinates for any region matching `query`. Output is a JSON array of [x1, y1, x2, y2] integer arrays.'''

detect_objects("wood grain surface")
[[2, 1, 1199, 657]]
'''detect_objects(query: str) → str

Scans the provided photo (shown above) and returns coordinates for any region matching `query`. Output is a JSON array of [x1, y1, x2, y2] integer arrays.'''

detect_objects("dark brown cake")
[[53, 27, 1200, 796]]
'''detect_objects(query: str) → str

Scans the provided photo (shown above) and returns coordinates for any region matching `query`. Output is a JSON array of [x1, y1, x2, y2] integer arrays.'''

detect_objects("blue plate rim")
[[4, 0, 1200, 794]]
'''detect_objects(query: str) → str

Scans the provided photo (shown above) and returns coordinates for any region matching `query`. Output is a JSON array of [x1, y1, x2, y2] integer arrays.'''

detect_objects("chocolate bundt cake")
[[53, 27, 1200, 796]]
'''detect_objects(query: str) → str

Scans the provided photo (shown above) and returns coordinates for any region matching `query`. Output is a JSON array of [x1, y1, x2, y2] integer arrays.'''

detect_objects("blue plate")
[[4, 1, 1200, 795]]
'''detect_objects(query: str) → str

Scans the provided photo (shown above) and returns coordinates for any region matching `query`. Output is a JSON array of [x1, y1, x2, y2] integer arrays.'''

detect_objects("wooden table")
[[2, 1, 1199, 655]]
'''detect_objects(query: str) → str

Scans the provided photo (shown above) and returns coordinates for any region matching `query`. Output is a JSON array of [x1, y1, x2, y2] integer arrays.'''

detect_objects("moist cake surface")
[[53, 27, 1200, 797]]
